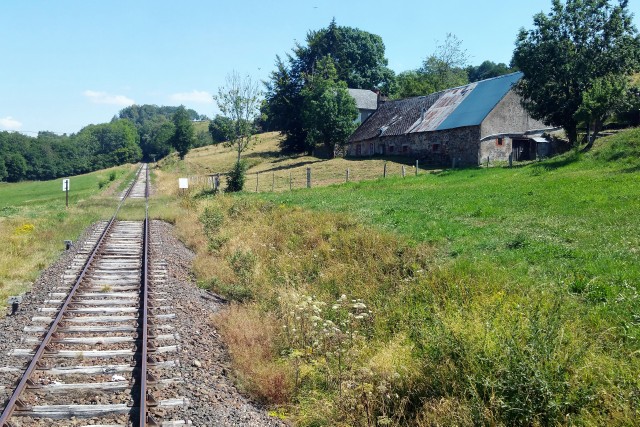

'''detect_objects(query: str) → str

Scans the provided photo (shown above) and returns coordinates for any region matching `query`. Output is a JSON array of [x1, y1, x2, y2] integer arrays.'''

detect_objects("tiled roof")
[[347, 88, 378, 110], [349, 72, 523, 143]]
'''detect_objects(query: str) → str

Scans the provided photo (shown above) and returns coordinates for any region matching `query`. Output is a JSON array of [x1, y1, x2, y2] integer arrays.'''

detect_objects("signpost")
[[62, 179, 70, 207], [178, 178, 188, 195]]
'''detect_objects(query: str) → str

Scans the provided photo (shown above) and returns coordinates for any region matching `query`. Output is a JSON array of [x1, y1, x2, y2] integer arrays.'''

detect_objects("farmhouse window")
[[402, 145, 409, 153], [432, 143, 440, 152], [496, 137, 504, 146], [389, 145, 394, 153], [356, 144, 362, 155]]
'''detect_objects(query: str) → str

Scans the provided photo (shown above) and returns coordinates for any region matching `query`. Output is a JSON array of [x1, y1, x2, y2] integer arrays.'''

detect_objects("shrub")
[[226, 160, 247, 192]]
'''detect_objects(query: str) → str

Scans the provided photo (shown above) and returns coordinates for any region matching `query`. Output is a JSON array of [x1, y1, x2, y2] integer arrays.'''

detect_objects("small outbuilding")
[[346, 72, 557, 166]]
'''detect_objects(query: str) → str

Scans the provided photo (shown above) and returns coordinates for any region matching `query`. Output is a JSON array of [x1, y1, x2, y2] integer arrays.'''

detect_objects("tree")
[[392, 33, 469, 98], [214, 71, 262, 163], [4, 153, 27, 182], [208, 115, 233, 143], [298, 19, 395, 91], [467, 60, 515, 83], [170, 106, 195, 160], [0, 157, 7, 182], [263, 56, 309, 152], [513, 0, 640, 147], [301, 56, 358, 157], [263, 21, 394, 153]]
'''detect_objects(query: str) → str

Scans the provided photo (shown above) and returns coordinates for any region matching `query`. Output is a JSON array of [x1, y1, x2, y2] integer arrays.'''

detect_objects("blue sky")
[[1, 0, 638, 135]]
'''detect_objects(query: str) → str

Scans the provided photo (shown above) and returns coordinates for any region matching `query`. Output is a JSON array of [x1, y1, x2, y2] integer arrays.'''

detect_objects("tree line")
[[0, 104, 210, 182]]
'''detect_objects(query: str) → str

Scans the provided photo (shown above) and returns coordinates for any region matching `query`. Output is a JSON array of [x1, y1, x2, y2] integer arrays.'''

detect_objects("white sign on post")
[[178, 178, 189, 189], [62, 179, 70, 191]]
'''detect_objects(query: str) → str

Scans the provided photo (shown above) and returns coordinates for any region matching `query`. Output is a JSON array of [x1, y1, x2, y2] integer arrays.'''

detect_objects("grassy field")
[[0, 165, 138, 301], [156, 128, 640, 426]]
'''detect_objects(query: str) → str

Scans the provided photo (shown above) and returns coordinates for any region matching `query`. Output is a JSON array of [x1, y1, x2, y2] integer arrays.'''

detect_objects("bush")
[[226, 160, 247, 192]]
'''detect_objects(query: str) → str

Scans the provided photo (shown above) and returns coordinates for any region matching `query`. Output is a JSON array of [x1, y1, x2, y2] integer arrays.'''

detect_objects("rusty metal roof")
[[349, 72, 523, 143]]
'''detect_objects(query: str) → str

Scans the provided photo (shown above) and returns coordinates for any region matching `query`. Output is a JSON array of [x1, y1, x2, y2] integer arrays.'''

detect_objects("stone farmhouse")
[[346, 72, 557, 166]]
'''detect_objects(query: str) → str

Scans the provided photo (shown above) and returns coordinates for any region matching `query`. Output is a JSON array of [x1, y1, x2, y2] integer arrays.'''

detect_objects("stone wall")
[[346, 127, 481, 166], [481, 90, 547, 138]]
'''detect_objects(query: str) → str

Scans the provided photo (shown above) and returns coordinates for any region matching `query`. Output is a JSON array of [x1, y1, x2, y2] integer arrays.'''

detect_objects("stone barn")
[[346, 72, 556, 166]]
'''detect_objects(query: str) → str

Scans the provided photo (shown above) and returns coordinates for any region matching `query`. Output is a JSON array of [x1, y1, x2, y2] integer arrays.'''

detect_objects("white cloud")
[[169, 90, 213, 104], [83, 90, 135, 106], [0, 116, 23, 130]]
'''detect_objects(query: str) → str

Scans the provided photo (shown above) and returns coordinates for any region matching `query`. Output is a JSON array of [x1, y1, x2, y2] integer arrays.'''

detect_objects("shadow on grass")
[[244, 150, 282, 160], [254, 159, 326, 174]]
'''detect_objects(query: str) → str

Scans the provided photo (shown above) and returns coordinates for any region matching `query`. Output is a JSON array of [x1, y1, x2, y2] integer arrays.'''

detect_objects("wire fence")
[[180, 160, 428, 194]]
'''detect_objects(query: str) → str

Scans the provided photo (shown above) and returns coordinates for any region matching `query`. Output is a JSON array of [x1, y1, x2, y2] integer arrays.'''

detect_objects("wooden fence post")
[[306, 167, 311, 188], [402, 165, 406, 178], [383, 162, 387, 178]]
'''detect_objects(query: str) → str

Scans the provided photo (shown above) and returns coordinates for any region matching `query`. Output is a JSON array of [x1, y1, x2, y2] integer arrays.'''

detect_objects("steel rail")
[[139, 164, 151, 426], [0, 163, 146, 427]]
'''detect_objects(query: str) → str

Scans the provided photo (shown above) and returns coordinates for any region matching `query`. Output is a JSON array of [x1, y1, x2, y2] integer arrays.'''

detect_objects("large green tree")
[[298, 19, 395, 91], [170, 106, 195, 160], [301, 57, 358, 157], [264, 21, 394, 153], [513, 0, 640, 146]]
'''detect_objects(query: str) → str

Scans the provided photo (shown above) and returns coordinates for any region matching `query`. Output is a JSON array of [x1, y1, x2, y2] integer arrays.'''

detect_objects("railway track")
[[0, 164, 189, 426]]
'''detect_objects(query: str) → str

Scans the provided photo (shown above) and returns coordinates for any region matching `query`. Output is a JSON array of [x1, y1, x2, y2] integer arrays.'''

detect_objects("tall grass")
[[0, 165, 137, 301]]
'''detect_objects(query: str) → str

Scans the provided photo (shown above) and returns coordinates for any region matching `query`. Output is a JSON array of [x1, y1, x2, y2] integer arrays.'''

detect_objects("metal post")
[[272, 173, 275, 192], [256, 172, 259, 192], [415, 160, 419, 175], [346, 168, 350, 182], [486, 156, 490, 168], [306, 167, 311, 188], [509, 152, 513, 168], [383, 162, 387, 178], [65, 186, 69, 207], [402, 165, 406, 178], [289, 171, 292, 191]]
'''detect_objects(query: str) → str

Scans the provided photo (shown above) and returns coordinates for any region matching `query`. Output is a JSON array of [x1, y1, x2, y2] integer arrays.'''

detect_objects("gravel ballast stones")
[[0, 220, 286, 426]]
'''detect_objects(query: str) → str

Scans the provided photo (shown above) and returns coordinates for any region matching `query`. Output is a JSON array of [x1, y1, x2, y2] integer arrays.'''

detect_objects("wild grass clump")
[[211, 304, 293, 404]]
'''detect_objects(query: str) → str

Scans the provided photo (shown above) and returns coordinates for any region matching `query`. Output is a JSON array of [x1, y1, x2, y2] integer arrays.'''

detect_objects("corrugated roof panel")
[[408, 84, 477, 133], [436, 72, 523, 131]]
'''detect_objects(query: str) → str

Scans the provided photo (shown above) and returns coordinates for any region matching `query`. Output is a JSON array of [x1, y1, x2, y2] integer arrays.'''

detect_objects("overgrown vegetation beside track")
[[161, 129, 640, 426], [0, 165, 137, 301]]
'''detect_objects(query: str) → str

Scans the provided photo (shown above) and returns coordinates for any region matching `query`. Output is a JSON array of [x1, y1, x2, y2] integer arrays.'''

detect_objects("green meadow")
[[174, 129, 640, 425]]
